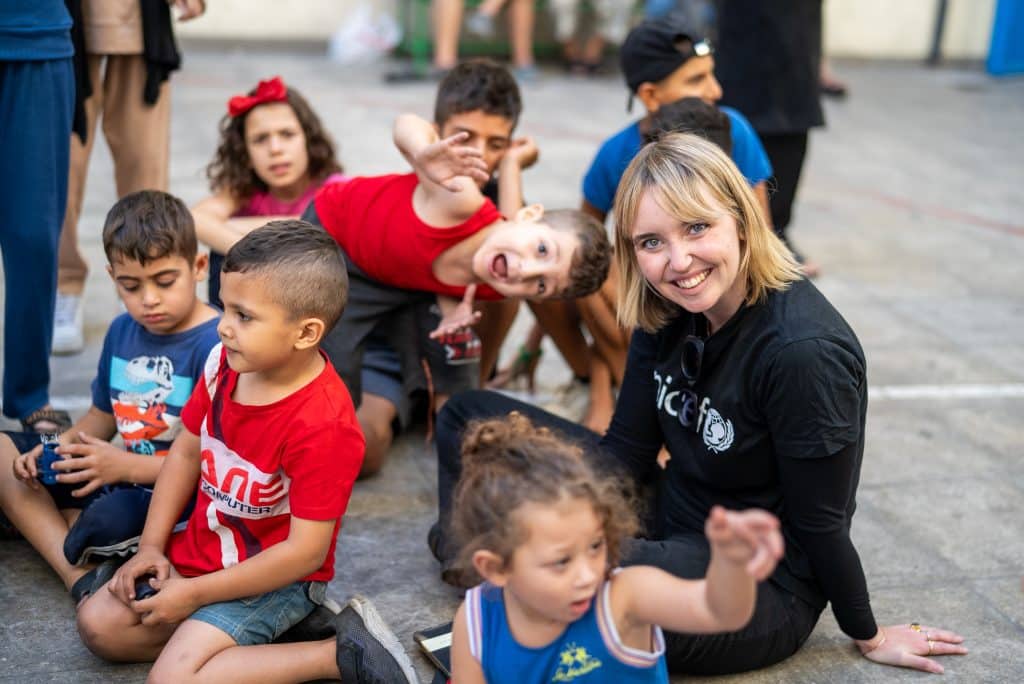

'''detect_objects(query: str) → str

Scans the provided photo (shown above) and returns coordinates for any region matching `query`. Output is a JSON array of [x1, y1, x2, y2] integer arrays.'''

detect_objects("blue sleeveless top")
[[465, 577, 668, 683]]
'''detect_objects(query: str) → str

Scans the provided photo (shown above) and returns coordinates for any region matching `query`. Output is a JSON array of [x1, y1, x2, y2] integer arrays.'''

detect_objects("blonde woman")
[[431, 133, 966, 675]]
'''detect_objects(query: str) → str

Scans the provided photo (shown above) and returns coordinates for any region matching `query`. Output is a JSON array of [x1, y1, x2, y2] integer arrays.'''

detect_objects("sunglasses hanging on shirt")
[[677, 315, 707, 433]]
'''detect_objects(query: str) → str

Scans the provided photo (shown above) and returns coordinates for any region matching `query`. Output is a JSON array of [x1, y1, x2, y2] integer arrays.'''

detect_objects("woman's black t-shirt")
[[599, 278, 877, 640]]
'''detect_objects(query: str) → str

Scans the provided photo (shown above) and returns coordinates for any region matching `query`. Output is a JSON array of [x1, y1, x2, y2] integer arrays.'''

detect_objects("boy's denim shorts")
[[188, 580, 326, 646]]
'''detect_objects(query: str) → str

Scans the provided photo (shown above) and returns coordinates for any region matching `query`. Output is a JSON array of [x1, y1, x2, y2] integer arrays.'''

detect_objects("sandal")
[[487, 345, 542, 392], [20, 406, 72, 435]]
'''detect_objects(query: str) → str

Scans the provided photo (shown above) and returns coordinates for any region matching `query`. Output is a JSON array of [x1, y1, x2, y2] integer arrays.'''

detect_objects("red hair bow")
[[227, 76, 288, 117]]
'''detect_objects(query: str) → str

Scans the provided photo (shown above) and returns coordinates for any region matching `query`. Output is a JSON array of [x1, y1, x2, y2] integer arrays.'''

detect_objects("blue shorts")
[[188, 581, 326, 646]]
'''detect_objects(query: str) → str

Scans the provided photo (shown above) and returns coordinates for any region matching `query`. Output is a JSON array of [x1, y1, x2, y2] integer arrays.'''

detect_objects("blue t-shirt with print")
[[582, 106, 772, 215], [91, 313, 221, 457]]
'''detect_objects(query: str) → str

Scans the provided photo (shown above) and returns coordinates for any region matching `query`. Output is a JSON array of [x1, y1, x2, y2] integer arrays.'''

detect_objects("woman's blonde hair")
[[612, 133, 801, 332]]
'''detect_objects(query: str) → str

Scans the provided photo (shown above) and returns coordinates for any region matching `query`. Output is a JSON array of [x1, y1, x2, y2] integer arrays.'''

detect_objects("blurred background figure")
[[549, 0, 633, 75], [0, 0, 74, 433], [714, 0, 825, 277], [434, 0, 537, 80], [53, 0, 206, 355]]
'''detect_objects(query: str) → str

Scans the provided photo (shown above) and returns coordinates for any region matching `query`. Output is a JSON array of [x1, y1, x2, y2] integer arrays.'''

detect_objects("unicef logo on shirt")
[[702, 408, 734, 453]]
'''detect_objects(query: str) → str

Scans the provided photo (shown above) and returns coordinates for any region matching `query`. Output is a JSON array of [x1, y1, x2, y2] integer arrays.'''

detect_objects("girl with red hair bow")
[[192, 76, 346, 308]]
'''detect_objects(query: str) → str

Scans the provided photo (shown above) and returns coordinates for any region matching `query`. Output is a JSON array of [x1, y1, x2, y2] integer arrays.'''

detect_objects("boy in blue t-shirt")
[[582, 18, 773, 223], [0, 190, 220, 602]]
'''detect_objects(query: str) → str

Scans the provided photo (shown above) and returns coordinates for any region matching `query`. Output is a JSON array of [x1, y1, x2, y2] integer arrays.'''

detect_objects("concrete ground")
[[1, 49, 1023, 682]]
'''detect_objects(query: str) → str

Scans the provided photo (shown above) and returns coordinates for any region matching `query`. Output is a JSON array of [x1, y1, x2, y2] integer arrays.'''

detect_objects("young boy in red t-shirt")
[[309, 112, 611, 418], [76, 222, 418, 683]]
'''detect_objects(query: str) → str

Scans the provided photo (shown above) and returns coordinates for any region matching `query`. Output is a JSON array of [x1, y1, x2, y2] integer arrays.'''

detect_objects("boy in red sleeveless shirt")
[[76, 222, 418, 683], [309, 112, 611, 415]]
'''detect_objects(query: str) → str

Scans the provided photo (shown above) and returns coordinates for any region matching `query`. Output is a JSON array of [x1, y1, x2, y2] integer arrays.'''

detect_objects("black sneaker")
[[335, 595, 419, 683], [275, 595, 344, 643]]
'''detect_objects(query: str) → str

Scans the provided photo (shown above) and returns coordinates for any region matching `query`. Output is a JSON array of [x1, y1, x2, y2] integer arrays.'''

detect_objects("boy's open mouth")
[[490, 253, 508, 279]]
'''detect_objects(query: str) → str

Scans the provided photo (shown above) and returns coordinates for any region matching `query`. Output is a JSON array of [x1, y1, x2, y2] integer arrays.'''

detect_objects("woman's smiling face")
[[630, 188, 746, 331]]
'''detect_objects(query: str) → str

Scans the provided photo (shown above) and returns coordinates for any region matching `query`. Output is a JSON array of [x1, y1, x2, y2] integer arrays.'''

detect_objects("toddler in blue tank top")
[[447, 413, 785, 683]]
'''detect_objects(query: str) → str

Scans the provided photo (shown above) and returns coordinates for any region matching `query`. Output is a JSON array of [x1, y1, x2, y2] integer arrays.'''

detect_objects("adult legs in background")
[[55, 54, 170, 354], [508, 0, 536, 76], [0, 57, 73, 421], [432, 0, 464, 71], [760, 132, 818, 275]]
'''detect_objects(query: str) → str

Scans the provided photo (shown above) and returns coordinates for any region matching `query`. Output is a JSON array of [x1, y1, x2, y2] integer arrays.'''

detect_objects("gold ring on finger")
[[927, 639, 934, 655], [910, 622, 922, 631]]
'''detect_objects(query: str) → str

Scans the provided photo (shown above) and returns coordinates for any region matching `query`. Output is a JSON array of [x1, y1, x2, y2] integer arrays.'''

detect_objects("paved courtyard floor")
[[1, 48, 1022, 682]]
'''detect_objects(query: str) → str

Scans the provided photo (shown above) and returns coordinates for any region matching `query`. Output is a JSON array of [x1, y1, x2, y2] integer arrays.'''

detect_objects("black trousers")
[[432, 390, 822, 675], [760, 132, 809, 248]]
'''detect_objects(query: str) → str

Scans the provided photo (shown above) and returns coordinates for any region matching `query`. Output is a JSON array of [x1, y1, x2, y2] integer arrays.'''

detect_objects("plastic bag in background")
[[327, 3, 402, 63]]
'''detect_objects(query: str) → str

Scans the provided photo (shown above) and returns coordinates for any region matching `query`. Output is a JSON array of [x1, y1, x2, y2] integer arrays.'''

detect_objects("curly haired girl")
[[448, 413, 784, 683]]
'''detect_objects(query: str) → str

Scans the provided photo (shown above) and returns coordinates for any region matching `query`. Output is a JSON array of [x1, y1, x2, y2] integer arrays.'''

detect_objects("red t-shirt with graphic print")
[[167, 345, 364, 581]]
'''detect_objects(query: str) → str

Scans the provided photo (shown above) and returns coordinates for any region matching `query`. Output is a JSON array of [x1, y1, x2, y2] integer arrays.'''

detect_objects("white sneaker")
[[466, 12, 495, 38], [52, 292, 84, 355]]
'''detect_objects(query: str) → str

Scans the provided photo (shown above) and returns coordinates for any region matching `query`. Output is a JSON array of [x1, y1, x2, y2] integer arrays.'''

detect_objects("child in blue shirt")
[[448, 414, 784, 683], [0, 190, 220, 602], [582, 18, 773, 222]]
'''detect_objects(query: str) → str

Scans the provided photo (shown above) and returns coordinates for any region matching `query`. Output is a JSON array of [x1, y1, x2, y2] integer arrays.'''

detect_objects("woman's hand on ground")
[[11, 444, 42, 487], [858, 623, 967, 674]]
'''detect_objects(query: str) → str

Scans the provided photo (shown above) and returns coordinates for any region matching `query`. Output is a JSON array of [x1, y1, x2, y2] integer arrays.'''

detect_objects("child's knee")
[[76, 590, 134, 660]]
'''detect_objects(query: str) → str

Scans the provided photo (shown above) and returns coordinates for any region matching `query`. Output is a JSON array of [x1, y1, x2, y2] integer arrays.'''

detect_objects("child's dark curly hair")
[[451, 413, 639, 585], [206, 85, 342, 200]]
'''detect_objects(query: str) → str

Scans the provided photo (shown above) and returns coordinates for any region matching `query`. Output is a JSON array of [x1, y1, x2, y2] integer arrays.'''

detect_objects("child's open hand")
[[11, 444, 43, 487], [505, 136, 539, 170], [110, 544, 172, 605], [134, 576, 199, 626], [430, 285, 482, 340], [416, 131, 490, 191], [52, 432, 130, 497], [705, 506, 784, 581]]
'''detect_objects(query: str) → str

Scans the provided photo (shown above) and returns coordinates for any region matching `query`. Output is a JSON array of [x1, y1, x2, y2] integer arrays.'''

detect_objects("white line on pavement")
[[12, 385, 1024, 412], [869, 384, 1024, 400]]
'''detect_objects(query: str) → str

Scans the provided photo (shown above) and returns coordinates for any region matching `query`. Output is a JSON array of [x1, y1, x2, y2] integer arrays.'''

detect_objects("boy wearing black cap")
[[581, 17, 772, 223]]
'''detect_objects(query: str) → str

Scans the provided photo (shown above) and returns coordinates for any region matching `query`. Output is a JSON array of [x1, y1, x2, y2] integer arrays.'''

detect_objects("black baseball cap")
[[620, 19, 713, 94]]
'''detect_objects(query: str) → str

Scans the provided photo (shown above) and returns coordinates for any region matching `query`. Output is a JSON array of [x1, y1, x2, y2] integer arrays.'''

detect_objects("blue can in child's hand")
[[37, 434, 61, 485]]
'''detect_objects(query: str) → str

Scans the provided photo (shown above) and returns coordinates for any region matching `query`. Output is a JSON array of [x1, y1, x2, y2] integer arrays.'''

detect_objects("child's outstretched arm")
[[393, 113, 489, 223], [613, 506, 784, 636], [496, 135, 538, 217], [192, 192, 291, 255]]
